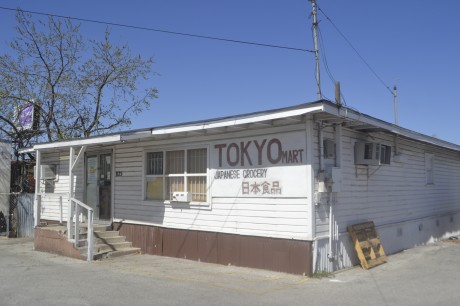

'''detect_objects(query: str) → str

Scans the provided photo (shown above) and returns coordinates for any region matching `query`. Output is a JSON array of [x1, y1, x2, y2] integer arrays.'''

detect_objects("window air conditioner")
[[171, 191, 192, 202], [41, 164, 58, 180], [354, 142, 391, 166]]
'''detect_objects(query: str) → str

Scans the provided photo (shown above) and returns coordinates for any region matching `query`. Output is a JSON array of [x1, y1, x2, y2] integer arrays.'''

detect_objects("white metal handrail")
[[68, 197, 94, 262]]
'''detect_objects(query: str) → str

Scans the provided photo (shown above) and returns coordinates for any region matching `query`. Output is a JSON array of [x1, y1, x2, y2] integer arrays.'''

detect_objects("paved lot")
[[1, 237, 460, 305]]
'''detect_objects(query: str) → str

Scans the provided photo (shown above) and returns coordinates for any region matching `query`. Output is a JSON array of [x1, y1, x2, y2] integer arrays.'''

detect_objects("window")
[[146, 148, 208, 202], [146, 152, 164, 200], [425, 153, 434, 184], [377, 144, 391, 165], [323, 139, 336, 159], [364, 143, 374, 160]]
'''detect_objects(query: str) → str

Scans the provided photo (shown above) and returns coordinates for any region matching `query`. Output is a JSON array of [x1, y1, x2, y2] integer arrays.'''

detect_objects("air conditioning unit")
[[354, 142, 391, 166], [171, 191, 192, 202], [41, 164, 58, 180]]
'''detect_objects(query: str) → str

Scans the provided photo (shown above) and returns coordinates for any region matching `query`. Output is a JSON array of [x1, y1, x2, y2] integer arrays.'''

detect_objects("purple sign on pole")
[[19, 104, 34, 130]]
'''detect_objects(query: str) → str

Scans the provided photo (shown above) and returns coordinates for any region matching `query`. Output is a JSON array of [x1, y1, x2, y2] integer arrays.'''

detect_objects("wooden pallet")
[[348, 221, 387, 269]]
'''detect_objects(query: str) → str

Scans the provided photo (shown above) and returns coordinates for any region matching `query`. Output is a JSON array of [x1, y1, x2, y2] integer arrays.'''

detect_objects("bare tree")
[[0, 10, 157, 150]]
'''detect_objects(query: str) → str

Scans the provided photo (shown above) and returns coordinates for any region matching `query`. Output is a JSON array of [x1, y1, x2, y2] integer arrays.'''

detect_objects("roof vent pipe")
[[335, 81, 342, 107]]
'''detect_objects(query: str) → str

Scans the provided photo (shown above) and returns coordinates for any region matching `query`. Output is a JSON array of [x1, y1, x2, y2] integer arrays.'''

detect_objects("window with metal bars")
[[146, 148, 207, 202]]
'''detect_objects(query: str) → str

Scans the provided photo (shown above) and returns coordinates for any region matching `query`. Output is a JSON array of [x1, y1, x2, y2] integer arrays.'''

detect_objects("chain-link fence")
[[0, 160, 35, 238], [0, 143, 12, 237], [0, 194, 8, 236]]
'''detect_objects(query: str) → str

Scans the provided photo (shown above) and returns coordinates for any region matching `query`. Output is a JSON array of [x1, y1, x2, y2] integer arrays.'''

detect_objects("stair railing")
[[67, 197, 94, 262]]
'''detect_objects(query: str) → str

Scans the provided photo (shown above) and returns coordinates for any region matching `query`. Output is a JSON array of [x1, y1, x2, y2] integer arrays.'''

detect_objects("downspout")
[[306, 117, 315, 241], [328, 198, 334, 260], [327, 124, 335, 260]]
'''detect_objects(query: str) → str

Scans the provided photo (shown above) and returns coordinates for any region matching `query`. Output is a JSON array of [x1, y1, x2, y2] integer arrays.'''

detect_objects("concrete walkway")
[[1, 237, 459, 305]]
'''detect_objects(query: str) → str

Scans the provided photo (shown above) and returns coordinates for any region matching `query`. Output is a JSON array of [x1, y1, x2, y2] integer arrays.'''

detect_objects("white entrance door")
[[85, 153, 112, 222]]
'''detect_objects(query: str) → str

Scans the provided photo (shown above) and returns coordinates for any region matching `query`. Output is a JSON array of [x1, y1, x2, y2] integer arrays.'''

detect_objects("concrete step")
[[92, 247, 141, 260], [94, 231, 120, 238], [75, 230, 120, 240], [75, 223, 141, 260], [105, 248, 141, 259], [78, 224, 111, 233], [78, 236, 128, 246], [79, 241, 133, 254]]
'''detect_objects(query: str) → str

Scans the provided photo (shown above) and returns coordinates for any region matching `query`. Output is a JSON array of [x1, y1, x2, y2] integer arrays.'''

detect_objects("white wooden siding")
[[113, 127, 312, 241], [313, 125, 460, 272], [336, 129, 460, 230]]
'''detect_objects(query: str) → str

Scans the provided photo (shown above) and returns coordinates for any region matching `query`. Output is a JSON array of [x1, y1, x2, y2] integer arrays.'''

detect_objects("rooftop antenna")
[[310, 0, 321, 100]]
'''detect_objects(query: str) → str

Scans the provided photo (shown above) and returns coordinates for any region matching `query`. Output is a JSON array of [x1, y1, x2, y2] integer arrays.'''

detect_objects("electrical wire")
[[0, 6, 315, 53], [318, 27, 335, 85], [310, 24, 323, 99], [317, 25, 347, 105], [317, 4, 394, 96]]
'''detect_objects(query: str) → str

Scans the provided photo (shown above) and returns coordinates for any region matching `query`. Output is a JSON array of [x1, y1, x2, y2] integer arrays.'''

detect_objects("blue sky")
[[1, 1, 459, 144]]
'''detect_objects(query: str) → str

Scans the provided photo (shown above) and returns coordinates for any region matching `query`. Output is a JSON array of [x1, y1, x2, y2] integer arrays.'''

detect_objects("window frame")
[[425, 153, 434, 185], [143, 144, 210, 205], [377, 144, 392, 165]]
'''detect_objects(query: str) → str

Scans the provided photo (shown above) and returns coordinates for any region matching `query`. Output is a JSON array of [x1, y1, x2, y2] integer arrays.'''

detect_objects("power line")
[[319, 29, 347, 106], [317, 24, 347, 105], [317, 27, 334, 85], [0, 6, 315, 53], [317, 4, 394, 96]]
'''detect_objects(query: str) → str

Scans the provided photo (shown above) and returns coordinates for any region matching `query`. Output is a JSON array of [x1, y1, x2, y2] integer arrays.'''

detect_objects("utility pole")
[[393, 84, 398, 125], [311, 0, 321, 100]]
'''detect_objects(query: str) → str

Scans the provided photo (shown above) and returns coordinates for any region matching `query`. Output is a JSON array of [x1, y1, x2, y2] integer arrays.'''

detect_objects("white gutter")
[[322, 103, 460, 152], [33, 134, 122, 150], [120, 130, 153, 141], [151, 105, 324, 135], [18, 147, 35, 154], [19, 130, 153, 154]]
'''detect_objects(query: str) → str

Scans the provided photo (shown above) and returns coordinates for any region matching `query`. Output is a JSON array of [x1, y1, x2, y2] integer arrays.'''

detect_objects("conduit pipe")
[[317, 121, 335, 261], [328, 124, 342, 261]]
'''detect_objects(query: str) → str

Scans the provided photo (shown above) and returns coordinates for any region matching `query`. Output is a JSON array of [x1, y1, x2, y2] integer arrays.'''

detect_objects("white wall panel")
[[313, 125, 460, 272], [113, 129, 312, 240]]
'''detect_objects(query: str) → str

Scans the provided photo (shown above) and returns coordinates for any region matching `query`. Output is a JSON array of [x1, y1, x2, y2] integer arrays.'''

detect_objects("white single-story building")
[[26, 100, 460, 275]]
